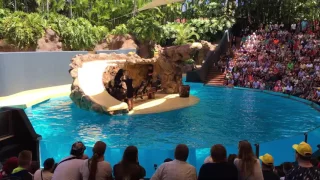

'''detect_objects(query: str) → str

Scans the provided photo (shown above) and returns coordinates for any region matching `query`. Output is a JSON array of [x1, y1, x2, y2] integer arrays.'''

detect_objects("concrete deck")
[[0, 85, 199, 114], [0, 85, 71, 109], [130, 94, 199, 115]]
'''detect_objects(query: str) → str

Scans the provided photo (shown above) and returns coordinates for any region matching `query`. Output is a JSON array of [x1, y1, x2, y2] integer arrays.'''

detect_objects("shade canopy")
[[138, 0, 184, 11]]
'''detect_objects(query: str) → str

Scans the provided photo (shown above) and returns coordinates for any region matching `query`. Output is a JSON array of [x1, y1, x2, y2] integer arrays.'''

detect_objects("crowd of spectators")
[[224, 22, 320, 104], [0, 140, 319, 180]]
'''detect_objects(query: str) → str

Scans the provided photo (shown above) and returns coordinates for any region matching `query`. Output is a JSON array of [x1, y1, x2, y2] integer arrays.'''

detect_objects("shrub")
[[1, 11, 46, 49], [110, 24, 129, 36], [56, 17, 108, 50]]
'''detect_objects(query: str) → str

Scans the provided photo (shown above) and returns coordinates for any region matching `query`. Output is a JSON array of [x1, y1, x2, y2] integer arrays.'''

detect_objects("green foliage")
[[185, 59, 195, 64], [110, 24, 129, 36], [0, 10, 107, 50], [52, 17, 108, 50], [171, 23, 199, 45], [0, 8, 10, 18], [0, 8, 11, 38], [188, 16, 235, 41], [1, 11, 46, 49], [127, 8, 164, 43], [236, 0, 320, 26]]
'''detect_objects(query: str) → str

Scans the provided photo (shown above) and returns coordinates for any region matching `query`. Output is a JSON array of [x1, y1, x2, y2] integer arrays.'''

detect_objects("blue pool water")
[[25, 82, 320, 177]]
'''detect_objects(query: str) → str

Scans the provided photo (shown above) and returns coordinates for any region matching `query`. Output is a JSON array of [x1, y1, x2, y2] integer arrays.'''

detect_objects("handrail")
[[198, 30, 231, 83], [255, 144, 260, 158]]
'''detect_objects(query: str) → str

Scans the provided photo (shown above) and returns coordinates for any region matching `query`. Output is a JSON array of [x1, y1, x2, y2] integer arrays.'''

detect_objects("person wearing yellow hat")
[[259, 153, 280, 180], [286, 142, 320, 180]]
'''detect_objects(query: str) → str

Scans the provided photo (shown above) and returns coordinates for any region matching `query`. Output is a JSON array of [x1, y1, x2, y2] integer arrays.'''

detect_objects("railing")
[[190, 29, 231, 83]]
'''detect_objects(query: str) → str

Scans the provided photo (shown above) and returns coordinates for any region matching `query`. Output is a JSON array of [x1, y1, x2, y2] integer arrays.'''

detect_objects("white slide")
[[77, 60, 128, 112]]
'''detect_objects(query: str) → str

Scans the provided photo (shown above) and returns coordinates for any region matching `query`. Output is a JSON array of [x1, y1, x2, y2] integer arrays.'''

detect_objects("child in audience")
[[11, 150, 33, 180]]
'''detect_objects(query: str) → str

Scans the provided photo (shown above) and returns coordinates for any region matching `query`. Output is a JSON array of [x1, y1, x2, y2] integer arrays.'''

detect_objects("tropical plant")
[[0, 8, 10, 38], [110, 24, 129, 36], [127, 8, 164, 43], [171, 23, 199, 45], [1, 11, 46, 49], [56, 17, 107, 50]]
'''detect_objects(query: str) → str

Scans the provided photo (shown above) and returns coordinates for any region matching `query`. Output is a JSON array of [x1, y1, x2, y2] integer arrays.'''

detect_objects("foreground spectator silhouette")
[[259, 153, 280, 180], [80, 141, 112, 180], [198, 144, 238, 180], [11, 150, 33, 180], [151, 144, 197, 180], [286, 142, 320, 180], [52, 141, 87, 180], [280, 162, 293, 180], [0, 157, 18, 179], [34, 158, 55, 180], [113, 145, 146, 180], [234, 141, 263, 180]]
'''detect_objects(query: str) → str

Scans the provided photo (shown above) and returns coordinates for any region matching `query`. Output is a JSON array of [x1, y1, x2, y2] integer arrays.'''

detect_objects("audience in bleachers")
[[113, 145, 146, 180], [151, 144, 197, 180], [225, 23, 320, 105], [198, 144, 238, 180], [33, 158, 55, 180], [1, 140, 319, 180]]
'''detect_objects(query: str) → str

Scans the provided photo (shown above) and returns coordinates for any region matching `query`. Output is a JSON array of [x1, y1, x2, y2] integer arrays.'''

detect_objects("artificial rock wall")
[[70, 41, 214, 113]]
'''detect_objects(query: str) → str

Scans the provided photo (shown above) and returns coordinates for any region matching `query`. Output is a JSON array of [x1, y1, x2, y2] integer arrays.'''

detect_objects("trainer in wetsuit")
[[125, 76, 134, 111]]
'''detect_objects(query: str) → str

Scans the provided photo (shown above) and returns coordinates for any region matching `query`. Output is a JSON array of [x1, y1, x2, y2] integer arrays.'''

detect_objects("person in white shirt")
[[52, 141, 88, 180], [151, 144, 197, 180], [34, 158, 55, 180], [291, 23, 296, 33], [79, 141, 112, 180]]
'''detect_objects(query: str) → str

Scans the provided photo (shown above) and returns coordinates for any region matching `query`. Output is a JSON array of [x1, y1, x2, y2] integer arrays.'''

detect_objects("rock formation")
[[94, 34, 137, 51], [36, 29, 62, 51], [70, 41, 216, 114]]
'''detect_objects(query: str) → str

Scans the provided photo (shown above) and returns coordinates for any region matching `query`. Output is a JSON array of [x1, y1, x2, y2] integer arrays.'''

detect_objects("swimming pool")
[[25, 81, 320, 177]]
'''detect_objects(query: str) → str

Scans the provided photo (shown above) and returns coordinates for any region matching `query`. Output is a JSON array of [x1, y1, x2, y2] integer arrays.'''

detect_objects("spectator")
[[151, 144, 197, 180], [234, 141, 263, 180], [29, 161, 40, 175], [113, 146, 146, 180], [11, 150, 33, 180], [34, 158, 55, 180], [204, 156, 213, 164], [198, 144, 238, 180], [0, 157, 18, 179], [280, 162, 293, 180], [286, 142, 320, 180], [228, 154, 237, 164], [164, 158, 173, 163], [52, 141, 87, 180], [311, 158, 319, 167], [259, 153, 280, 180], [79, 141, 112, 180]]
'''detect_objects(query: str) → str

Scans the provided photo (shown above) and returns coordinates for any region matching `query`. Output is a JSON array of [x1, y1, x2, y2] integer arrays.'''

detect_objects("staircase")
[[205, 66, 226, 86]]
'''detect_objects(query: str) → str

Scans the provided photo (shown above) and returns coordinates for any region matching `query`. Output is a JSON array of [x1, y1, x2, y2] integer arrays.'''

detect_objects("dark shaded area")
[[0, 107, 41, 166], [186, 30, 230, 83]]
